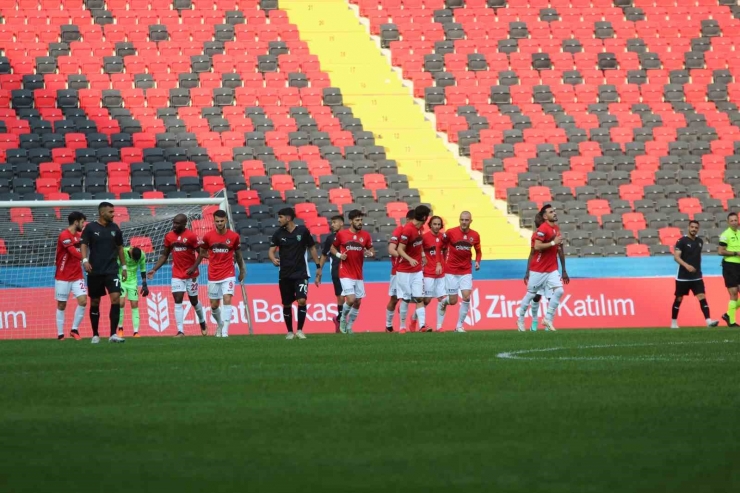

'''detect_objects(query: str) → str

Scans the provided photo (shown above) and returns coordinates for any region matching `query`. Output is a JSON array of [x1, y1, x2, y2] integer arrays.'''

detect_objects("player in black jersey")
[[319, 215, 345, 333], [268, 208, 322, 339], [671, 220, 719, 329]]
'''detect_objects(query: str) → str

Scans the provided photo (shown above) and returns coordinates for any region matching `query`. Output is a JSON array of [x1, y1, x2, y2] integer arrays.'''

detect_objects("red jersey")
[[530, 222, 560, 273], [445, 227, 482, 275], [422, 231, 447, 279], [397, 222, 423, 273], [333, 229, 373, 281], [389, 224, 404, 276], [164, 229, 201, 279], [201, 229, 241, 281], [55, 229, 83, 281]]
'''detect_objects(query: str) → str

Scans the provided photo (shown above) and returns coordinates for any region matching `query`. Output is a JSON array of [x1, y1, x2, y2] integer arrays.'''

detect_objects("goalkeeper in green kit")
[[117, 246, 149, 337]]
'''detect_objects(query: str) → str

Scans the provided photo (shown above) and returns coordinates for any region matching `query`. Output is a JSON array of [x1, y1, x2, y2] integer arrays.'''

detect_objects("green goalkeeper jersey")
[[118, 246, 147, 284]]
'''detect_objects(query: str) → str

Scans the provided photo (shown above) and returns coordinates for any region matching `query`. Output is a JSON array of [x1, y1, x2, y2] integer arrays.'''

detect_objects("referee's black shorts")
[[279, 278, 309, 305], [674, 279, 706, 297], [722, 261, 740, 288], [331, 274, 342, 297], [87, 273, 121, 298]]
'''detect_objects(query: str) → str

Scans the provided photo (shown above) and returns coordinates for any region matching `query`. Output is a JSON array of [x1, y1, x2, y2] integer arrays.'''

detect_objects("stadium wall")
[[0, 257, 727, 338]]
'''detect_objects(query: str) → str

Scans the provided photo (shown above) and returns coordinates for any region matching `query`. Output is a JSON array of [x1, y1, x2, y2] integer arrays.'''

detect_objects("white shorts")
[[445, 273, 473, 295], [208, 277, 235, 300], [388, 274, 398, 297], [537, 285, 553, 298], [172, 277, 199, 297], [396, 271, 424, 300], [527, 271, 563, 294], [424, 277, 446, 298], [55, 279, 87, 301], [340, 278, 366, 299]]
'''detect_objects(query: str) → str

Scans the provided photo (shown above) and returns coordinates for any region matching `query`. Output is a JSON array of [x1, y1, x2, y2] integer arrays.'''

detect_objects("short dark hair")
[[330, 215, 344, 223], [689, 220, 700, 227], [214, 209, 227, 219], [98, 201, 113, 211], [729, 212, 738, 220], [68, 211, 86, 225], [130, 247, 142, 261], [348, 209, 364, 220], [428, 215, 444, 229], [414, 205, 431, 221], [534, 212, 544, 228], [278, 207, 295, 220], [405, 210, 415, 220], [539, 204, 553, 216]]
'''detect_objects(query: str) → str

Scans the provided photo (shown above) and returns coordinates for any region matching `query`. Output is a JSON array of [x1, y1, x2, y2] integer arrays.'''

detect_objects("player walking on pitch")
[[718, 212, 740, 327], [521, 212, 559, 331], [385, 210, 415, 332], [80, 202, 127, 343], [319, 215, 345, 333], [147, 214, 208, 337], [410, 215, 447, 331], [671, 220, 719, 328], [516, 204, 568, 332], [396, 205, 432, 333], [189, 210, 245, 338], [268, 207, 322, 340], [54, 211, 87, 340], [331, 210, 374, 334], [438, 211, 481, 333], [116, 246, 149, 338]]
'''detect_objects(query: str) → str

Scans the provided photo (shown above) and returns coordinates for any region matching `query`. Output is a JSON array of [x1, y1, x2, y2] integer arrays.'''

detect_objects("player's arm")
[[673, 244, 697, 272], [80, 227, 92, 273], [235, 249, 246, 283], [147, 245, 172, 279], [319, 235, 332, 270], [388, 235, 399, 257], [534, 236, 562, 251], [331, 235, 346, 260], [116, 230, 127, 282], [186, 247, 207, 276], [139, 252, 149, 296], [64, 238, 83, 260], [718, 237, 738, 257], [268, 246, 279, 266], [474, 239, 482, 271], [397, 241, 418, 266], [524, 248, 534, 283], [558, 244, 569, 284], [366, 244, 375, 258]]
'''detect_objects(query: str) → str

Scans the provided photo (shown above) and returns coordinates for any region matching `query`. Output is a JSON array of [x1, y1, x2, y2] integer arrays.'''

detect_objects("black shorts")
[[723, 262, 740, 288], [279, 278, 309, 305], [331, 274, 342, 297], [87, 273, 121, 298], [675, 279, 706, 297]]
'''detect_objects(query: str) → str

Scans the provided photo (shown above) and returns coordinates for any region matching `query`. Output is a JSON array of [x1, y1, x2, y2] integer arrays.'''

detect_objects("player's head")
[[68, 211, 86, 232], [413, 205, 431, 223], [405, 210, 415, 223], [130, 247, 142, 262], [348, 209, 364, 231], [540, 204, 557, 223], [428, 215, 444, 234], [330, 215, 344, 233], [688, 220, 700, 237], [172, 213, 188, 233], [214, 209, 228, 231], [459, 211, 472, 230], [728, 212, 738, 230], [277, 207, 295, 228], [98, 201, 114, 223], [534, 212, 544, 228]]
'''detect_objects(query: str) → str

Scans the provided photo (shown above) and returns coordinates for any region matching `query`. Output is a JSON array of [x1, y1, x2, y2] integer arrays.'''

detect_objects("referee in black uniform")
[[80, 202, 127, 343], [671, 220, 719, 329], [268, 207, 322, 340], [320, 214, 345, 333]]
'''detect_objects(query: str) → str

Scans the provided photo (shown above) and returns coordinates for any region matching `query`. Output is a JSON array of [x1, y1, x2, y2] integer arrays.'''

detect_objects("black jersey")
[[675, 235, 703, 281], [270, 225, 316, 280], [81, 220, 124, 276], [322, 232, 340, 278]]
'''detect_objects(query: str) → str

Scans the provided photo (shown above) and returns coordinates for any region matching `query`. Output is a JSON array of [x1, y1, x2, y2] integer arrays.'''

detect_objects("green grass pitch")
[[1, 329, 738, 492]]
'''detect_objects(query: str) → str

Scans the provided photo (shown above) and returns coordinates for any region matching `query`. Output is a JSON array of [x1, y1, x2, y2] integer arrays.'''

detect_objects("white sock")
[[440, 296, 449, 308], [56, 309, 65, 336], [174, 303, 184, 333], [194, 303, 206, 323], [436, 300, 446, 329], [415, 304, 426, 328], [705, 318, 712, 324], [342, 302, 351, 321], [399, 301, 408, 329], [672, 319, 678, 325], [72, 305, 85, 332], [518, 292, 537, 319], [385, 309, 394, 328], [545, 288, 564, 320], [222, 305, 232, 336], [531, 301, 540, 321], [212, 307, 222, 325], [457, 300, 470, 328], [347, 307, 359, 330]]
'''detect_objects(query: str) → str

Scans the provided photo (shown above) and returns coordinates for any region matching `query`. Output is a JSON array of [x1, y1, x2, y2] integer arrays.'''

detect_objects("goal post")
[[0, 195, 252, 340]]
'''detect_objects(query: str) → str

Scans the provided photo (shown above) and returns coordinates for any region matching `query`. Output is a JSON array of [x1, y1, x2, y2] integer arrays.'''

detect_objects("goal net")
[[0, 196, 247, 340]]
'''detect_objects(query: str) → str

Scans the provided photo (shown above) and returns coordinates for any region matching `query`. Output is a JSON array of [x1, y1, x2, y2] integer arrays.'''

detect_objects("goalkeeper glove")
[[140, 282, 149, 297]]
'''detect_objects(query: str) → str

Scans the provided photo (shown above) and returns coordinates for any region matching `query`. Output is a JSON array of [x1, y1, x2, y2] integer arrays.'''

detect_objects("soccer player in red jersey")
[[147, 214, 208, 337], [331, 210, 375, 334], [411, 215, 447, 332], [517, 204, 569, 332], [440, 211, 482, 332], [189, 210, 246, 338], [385, 210, 415, 332], [521, 212, 554, 332], [396, 205, 431, 333], [54, 211, 87, 340]]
